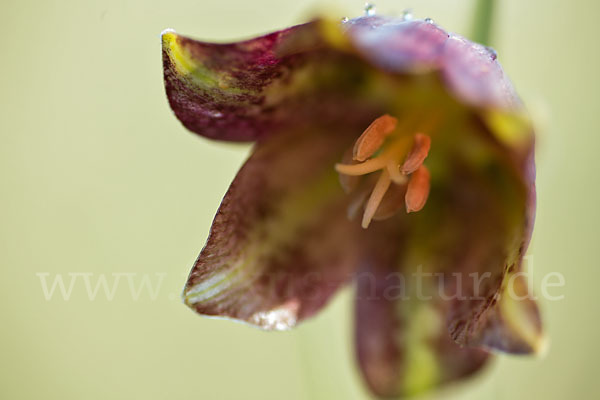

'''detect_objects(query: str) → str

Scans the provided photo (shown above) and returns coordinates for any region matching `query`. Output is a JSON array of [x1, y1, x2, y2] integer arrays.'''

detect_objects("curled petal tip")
[[161, 29, 180, 50], [497, 276, 545, 355], [451, 274, 544, 356], [161, 28, 176, 37]]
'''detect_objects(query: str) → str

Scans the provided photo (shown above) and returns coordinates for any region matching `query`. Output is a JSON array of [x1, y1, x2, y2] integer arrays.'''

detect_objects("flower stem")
[[471, 0, 496, 46]]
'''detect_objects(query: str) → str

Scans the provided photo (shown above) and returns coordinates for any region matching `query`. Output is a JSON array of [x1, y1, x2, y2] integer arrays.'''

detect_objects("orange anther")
[[353, 114, 398, 162], [401, 133, 431, 174], [405, 165, 430, 213]]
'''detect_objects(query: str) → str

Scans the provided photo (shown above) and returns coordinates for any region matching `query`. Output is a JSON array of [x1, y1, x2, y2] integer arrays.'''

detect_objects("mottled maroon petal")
[[163, 16, 525, 144], [355, 226, 489, 398], [419, 137, 540, 354], [162, 25, 317, 141], [450, 273, 544, 354], [183, 127, 365, 329], [163, 24, 381, 142]]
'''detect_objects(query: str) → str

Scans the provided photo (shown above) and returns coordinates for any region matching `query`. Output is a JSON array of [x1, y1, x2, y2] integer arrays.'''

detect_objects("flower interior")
[[336, 114, 439, 228]]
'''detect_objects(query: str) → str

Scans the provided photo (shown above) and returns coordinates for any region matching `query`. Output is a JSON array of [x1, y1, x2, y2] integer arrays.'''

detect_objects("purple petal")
[[413, 135, 540, 354], [162, 16, 525, 144], [162, 24, 320, 141], [162, 24, 381, 142], [343, 17, 448, 72], [442, 34, 521, 111], [343, 16, 521, 110], [354, 229, 489, 398], [166, 14, 542, 391], [183, 127, 365, 329], [449, 273, 544, 354]]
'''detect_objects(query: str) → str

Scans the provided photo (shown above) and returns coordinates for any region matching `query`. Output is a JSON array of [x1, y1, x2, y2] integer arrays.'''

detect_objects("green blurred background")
[[2, 0, 598, 398]]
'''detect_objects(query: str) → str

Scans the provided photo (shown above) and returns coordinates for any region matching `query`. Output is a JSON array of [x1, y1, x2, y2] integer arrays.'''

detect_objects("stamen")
[[405, 165, 431, 213], [335, 136, 412, 176], [353, 114, 398, 162], [335, 156, 389, 176], [336, 114, 437, 227], [362, 169, 392, 229], [401, 133, 431, 174]]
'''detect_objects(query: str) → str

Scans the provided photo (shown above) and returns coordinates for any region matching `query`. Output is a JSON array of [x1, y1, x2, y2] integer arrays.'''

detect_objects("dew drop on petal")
[[424, 17, 434, 24], [401, 9, 413, 21], [485, 46, 498, 60], [364, 2, 376, 16], [341, 16, 349, 23]]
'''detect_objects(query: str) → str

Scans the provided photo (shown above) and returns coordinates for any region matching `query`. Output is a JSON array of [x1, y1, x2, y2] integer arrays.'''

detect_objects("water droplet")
[[485, 46, 498, 60], [341, 17, 349, 23], [424, 18, 434, 24], [401, 9, 413, 21], [364, 3, 376, 16]]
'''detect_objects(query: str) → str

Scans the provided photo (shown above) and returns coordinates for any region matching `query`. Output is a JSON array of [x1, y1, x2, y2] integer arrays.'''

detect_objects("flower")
[[162, 15, 543, 398]]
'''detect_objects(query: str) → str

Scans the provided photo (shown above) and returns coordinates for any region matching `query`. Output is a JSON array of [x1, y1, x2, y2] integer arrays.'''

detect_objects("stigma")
[[335, 115, 431, 229]]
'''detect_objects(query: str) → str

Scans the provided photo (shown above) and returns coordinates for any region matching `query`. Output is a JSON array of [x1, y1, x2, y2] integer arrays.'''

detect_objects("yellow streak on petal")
[[162, 30, 246, 95], [484, 109, 533, 147], [500, 275, 547, 355], [362, 170, 391, 229], [402, 302, 441, 396], [317, 18, 353, 50], [184, 170, 341, 305], [162, 31, 198, 75]]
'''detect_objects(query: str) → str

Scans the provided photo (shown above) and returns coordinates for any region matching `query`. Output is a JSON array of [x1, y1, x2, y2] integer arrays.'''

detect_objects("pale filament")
[[335, 156, 389, 176], [362, 169, 392, 229]]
